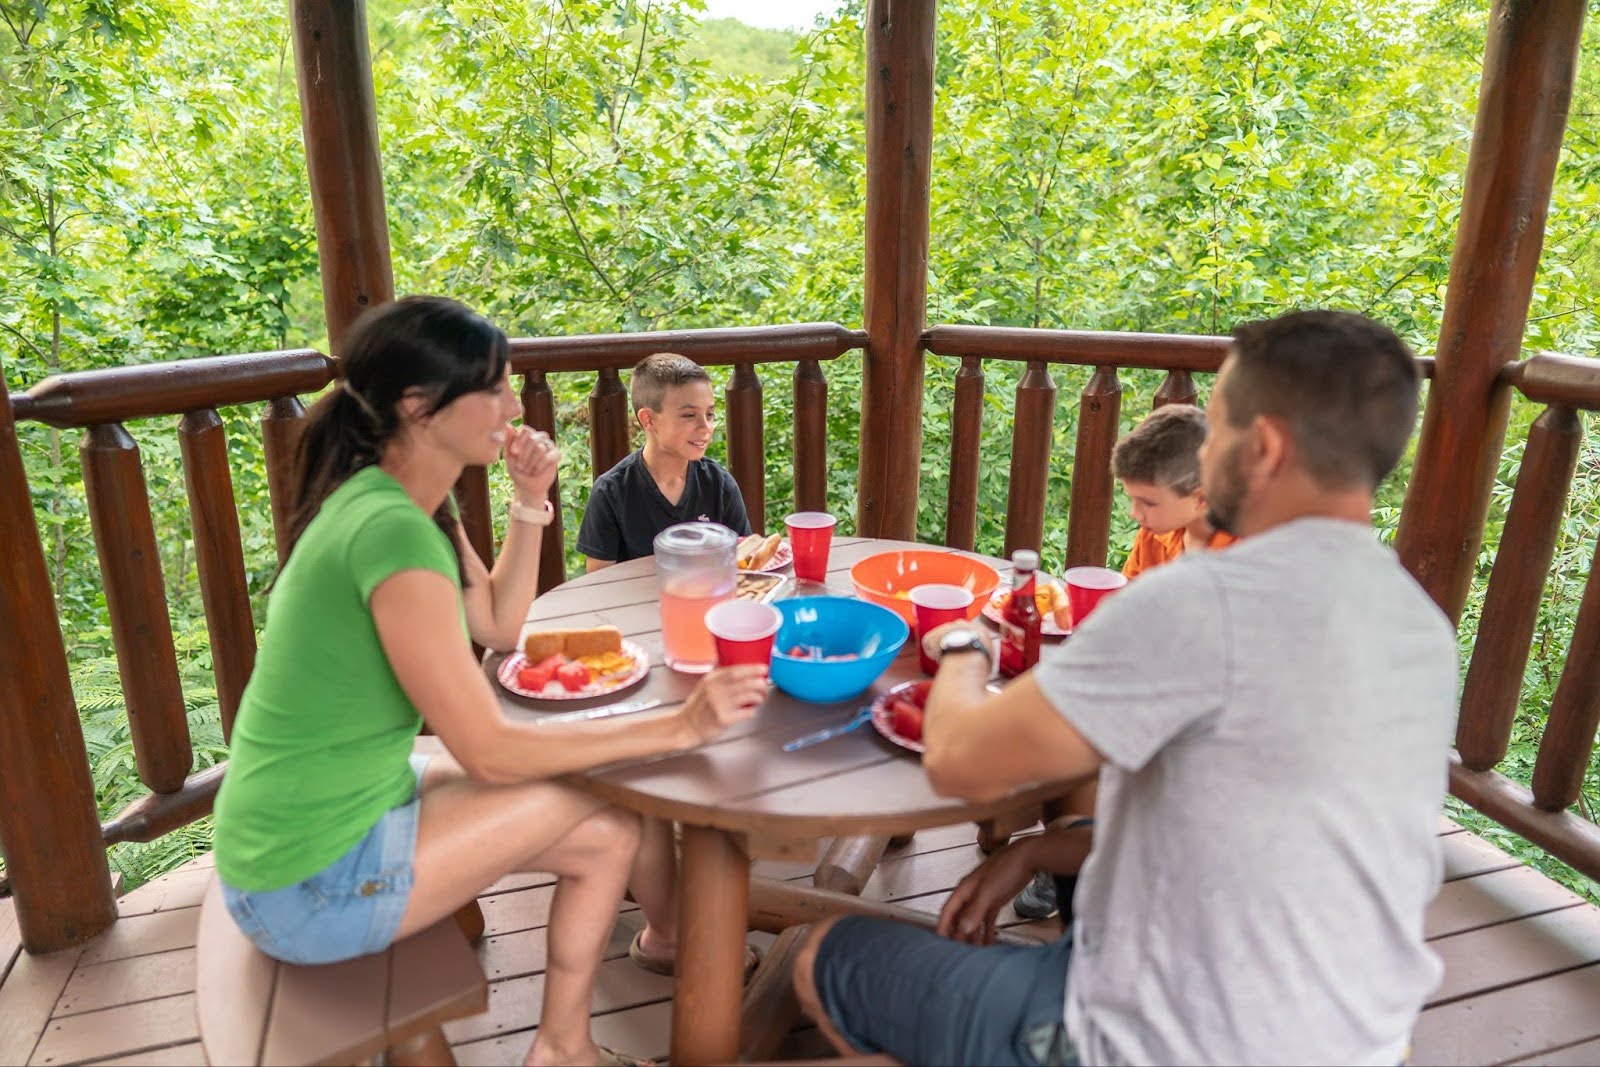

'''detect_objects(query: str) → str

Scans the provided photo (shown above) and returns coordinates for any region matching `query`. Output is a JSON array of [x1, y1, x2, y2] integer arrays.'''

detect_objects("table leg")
[[672, 825, 752, 1065]]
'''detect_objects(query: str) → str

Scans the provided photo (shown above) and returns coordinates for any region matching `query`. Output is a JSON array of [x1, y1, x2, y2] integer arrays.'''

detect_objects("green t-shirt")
[[214, 465, 461, 891]]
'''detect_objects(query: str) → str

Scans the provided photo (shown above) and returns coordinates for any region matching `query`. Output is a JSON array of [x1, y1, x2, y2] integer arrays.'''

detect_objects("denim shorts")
[[813, 915, 1079, 1066], [221, 753, 431, 965]]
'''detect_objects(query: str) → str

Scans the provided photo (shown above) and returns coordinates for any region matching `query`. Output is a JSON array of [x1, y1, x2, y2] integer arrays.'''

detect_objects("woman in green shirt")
[[212, 297, 766, 1067]]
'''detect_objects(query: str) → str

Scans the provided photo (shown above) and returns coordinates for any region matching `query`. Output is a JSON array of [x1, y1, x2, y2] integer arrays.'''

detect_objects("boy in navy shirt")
[[578, 352, 752, 570]]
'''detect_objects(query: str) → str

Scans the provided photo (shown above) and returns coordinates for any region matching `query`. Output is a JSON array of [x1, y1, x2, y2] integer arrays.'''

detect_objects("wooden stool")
[[195, 878, 488, 1065]]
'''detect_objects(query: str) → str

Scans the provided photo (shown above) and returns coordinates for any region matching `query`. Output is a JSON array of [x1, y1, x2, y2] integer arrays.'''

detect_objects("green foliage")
[[2, 1, 1597, 901]]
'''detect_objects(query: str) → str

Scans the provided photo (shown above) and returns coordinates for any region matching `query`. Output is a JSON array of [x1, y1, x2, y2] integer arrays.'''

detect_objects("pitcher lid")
[[653, 521, 737, 554]]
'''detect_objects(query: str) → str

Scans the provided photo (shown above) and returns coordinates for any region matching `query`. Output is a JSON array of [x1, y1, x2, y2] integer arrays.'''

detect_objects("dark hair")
[[1112, 404, 1208, 495], [283, 296, 509, 581], [1222, 310, 1419, 490], [630, 352, 711, 414]]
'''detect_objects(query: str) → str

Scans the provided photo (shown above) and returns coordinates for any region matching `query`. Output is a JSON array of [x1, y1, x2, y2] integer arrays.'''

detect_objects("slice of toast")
[[524, 626, 624, 661]]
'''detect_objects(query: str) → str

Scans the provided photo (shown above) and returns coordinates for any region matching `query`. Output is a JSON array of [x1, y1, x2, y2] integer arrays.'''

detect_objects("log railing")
[[0, 323, 865, 948], [1451, 352, 1600, 882]]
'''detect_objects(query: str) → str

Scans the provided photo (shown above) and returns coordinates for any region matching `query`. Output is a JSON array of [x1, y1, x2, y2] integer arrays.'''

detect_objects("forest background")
[[3, 0, 1598, 897]]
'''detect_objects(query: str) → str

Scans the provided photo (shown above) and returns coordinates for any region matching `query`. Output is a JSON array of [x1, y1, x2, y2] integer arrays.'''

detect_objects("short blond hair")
[[629, 352, 710, 414]]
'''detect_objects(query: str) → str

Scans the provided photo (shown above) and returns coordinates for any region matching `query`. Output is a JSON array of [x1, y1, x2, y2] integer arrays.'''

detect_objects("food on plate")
[[735, 572, 784, 602], [786, 645, 860, 662], [995, 579, 1072, 630], [885, 681, 932, 742], [890, 590, 912, 600], [523, 626, 624, 661], [577, 650, 635, 678], [736, 532, 784, 570], [555, 660, 594, 692]]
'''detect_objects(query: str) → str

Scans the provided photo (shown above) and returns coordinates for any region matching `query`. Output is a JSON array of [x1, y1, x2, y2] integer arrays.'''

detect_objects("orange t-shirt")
[[1121, 527, 1236, 580]]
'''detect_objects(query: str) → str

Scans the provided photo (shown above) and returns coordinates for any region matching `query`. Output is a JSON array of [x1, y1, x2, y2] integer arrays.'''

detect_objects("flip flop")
[[628, 928, 762, 979], [594, 1045, 654, 1067]]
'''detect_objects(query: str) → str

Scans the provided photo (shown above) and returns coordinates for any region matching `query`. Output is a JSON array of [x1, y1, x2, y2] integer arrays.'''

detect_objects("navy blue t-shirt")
[[576, 451, 752, 563]]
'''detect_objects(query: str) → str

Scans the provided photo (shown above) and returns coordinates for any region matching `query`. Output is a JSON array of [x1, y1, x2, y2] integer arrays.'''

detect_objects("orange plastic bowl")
[[849, 551, 1001, 627]]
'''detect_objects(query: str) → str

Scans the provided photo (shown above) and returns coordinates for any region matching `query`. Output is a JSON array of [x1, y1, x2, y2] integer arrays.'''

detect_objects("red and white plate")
[[981, 577, 1072, 637], [870, 679, 931, 755], [740, 538, 793, 574], [497, 640, 651, 701]]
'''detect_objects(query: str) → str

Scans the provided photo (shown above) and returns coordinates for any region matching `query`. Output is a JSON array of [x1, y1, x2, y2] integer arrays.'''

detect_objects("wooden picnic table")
[[494, 536, 1075, 1064]]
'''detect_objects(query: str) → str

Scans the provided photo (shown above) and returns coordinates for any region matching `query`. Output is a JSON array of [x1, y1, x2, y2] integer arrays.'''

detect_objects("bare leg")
[[395, 753, 644, 1067], [792, 917, 868, 1057], [628, 817, 679, 958]]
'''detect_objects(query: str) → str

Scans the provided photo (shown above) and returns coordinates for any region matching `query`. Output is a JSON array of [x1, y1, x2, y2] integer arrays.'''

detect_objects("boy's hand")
[[504, 425, 560, 504], [678, 666, 767, 744]]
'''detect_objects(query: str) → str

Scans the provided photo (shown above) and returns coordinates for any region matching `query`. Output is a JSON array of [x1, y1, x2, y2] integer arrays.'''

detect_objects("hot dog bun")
[[523, 626, 624, 661]]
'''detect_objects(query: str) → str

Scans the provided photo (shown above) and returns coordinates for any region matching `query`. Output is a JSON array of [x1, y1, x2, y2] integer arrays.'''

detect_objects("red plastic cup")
[[1064, 566, 1128, 625], [909, 583, 976, 675], [705, 600, 783, 669], [785, 512, 838, 584]]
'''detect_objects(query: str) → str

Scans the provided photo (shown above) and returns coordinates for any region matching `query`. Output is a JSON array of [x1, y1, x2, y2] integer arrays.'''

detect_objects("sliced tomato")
[[556, 660, 593, 692]]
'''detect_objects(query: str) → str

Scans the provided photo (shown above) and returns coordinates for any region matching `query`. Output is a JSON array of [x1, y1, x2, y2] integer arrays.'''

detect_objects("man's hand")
[[937, 837, 1040, 946], [919, 620, 997, 665], [678, 665, 768, 744]]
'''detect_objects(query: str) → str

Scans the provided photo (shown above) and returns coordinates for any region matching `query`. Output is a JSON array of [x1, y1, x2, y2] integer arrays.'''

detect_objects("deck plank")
[[113, 869, 210, 920], [1506, 1036, 1600, 1065], [1410, 962, 1600, 1066], [443, 956, 674, 1045], [1426, 866, 1587, 940], [1428, 906, 1600, 1006], [76, 910, 197, 967], [1441, 832, 1521, 882], [29, 992, 196, 1067], [452, 1000, 674, 1067], [0, 948, 79, 1066], [82, 1040, 206, 1065], [55, 948, 194, 1019]]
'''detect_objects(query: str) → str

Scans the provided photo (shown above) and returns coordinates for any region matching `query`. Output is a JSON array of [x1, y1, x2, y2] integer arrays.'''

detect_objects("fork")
[[783, 706, 874, 752]]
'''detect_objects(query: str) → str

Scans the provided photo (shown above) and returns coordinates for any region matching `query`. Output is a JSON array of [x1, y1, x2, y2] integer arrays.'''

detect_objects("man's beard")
[[1205, 443, 1247, 536]]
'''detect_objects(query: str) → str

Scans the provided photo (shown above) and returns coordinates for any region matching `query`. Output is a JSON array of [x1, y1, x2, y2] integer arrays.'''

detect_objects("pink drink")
[[660, 589, 733, 674]]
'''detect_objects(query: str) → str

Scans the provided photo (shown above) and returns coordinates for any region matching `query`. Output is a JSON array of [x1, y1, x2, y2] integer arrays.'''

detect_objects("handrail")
[[11, 350, 336, 429], [507, 322, 867, 373], [1500, 352, 1600, 410], [924, 324, 1231, 371]]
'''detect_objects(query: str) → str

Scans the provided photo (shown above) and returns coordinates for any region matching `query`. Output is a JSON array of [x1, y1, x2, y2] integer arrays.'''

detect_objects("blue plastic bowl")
[[769, 596, 909, 704]]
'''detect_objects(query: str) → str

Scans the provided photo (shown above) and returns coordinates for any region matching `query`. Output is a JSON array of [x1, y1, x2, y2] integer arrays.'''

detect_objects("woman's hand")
[[936, 836, 1040, 945], [503, 424, 560, 505], [678, 666, 768, 744]]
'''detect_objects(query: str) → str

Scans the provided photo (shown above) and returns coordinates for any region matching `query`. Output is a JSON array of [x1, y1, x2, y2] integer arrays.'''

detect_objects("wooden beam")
[[291, 0, 395, 357], [857, 0, 936, 539], [0, 354, 117, 952], [1396, 0, 1585, 622]]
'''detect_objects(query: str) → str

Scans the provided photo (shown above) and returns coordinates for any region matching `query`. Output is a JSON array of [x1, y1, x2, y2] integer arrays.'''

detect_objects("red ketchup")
[[998, 549, 1043, 678]]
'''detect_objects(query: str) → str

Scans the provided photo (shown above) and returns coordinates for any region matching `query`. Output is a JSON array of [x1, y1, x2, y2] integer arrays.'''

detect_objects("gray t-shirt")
[[1033, 518, 1457, 1066]]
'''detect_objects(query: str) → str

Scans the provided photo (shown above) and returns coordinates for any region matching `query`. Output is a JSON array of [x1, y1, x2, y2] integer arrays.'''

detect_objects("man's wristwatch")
[[937, 627, 992, 668], [508, 499, 555, 526]]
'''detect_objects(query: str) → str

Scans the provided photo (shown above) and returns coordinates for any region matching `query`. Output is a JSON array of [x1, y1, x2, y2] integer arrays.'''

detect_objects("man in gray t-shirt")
[[793, 310, 1458, 1066]]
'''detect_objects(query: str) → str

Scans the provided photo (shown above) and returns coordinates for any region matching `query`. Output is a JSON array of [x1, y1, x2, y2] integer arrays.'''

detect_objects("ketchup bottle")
[[998, 549, 1043, 678]]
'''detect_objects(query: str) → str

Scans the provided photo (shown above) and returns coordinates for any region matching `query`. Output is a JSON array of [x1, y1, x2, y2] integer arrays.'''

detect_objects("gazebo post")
[[0, 357, 118, 952], [856, 0, 936, 539], [1396, 0, 1585, 623], [290, 0, 396, 358]]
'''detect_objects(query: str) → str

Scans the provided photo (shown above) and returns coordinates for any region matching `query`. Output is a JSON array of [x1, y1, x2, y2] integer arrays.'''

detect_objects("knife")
[[534, 698, 665, 726]]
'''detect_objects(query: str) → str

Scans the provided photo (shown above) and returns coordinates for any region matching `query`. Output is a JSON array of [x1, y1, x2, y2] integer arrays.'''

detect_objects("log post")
[[262, 396, 308, 567], [1066, 367, 1123, 570], [522, 370, 567, 594], [1395, 1, 1584, 622], [793, 359, 829, 514], [0, 359, 117, 951], [857, 0, 936, 539], [291, 0, 395, 356], [589, 368, 631, 480], [945, 356, 984, 551], [726, 363, 765, 532], [1004, 361, 1056, 557]]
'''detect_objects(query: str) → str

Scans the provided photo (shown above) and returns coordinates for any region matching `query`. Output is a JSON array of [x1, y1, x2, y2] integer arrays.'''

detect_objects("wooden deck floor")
[[1, 818, 1597, 1066]]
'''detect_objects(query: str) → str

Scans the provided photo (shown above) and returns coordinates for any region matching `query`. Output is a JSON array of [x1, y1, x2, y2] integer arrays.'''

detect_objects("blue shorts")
[[221, 754, 430, 965], [812, 915, 1079, 1067]]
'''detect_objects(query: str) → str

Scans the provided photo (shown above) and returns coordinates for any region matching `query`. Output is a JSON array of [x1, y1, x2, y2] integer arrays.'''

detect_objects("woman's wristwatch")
[[937, 627, 992, 669], [508, 499, 555, 526]]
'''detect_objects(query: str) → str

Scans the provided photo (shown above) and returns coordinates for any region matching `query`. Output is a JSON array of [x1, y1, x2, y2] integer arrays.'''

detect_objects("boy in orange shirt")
[[1013, 404, 1233, 921], [1113, 403, 1235, 579]]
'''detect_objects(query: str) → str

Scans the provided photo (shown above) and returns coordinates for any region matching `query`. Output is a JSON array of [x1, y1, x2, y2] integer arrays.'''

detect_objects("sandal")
[[628, 928, 762, 979], [594, 1045, 654, 1067]]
